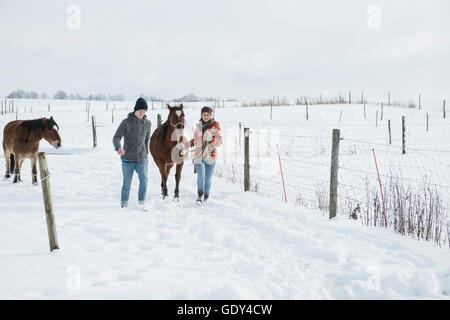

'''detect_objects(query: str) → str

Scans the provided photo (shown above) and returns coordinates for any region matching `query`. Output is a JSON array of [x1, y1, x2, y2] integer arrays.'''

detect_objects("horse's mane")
[[20, 118, 59, 142], [21, 118, 45, 132], [158, 119, 170, 137]]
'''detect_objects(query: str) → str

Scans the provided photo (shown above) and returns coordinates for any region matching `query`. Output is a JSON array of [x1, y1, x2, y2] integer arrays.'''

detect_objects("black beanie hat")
[[134, 97, 148, 111]]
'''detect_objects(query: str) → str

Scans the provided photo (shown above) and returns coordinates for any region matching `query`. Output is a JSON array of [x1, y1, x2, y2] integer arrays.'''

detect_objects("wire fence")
[[214, 122, 450, 247]]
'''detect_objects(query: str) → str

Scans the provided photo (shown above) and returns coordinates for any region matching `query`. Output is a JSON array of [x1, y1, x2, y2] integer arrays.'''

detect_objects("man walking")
[[113, 97, 152, 210]]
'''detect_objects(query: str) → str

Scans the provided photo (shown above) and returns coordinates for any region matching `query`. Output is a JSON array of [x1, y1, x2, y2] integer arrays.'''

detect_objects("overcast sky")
[[0, 0, 449, 100]]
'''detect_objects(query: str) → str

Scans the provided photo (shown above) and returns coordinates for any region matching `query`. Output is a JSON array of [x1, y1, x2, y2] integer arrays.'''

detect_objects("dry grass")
[[241, 97, 289, 107], [343, 176, 449, 247]]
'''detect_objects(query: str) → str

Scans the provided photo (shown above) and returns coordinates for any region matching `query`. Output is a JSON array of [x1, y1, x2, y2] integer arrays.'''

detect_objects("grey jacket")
[[113, 112, 152, 161]]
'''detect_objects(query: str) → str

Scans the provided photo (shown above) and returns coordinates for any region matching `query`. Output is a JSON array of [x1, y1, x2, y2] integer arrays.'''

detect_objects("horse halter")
[[169, 114, 186, 129]]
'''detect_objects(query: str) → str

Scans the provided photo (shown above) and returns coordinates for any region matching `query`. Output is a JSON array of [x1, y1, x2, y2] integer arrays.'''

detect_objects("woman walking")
[[190, 106, 222, 205]]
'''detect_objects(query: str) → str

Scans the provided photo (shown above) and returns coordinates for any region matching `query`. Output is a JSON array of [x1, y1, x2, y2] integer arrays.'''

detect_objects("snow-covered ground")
[[0, 99, 449, 299]]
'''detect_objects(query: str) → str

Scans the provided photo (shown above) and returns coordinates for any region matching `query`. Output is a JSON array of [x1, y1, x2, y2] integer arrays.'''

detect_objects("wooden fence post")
[[363, 100, 366, 119], [329, 129, 340, 219], [418, 93, 421, 110], [402, 116, 406, 154], [306, 100, 309, 120], [388, 120, 391, 144], [157, 114, 162, 127], [444, 100, 446, 119], [38, 152, 59, 252], [270, 100, 273, 120], [388, 92, 391, 106], [426, 113, 429, 132], [348, 91, 351, 104], [92, 115, 97, 148], [244, 127, 250, 191], [381, 103, 384, 120]]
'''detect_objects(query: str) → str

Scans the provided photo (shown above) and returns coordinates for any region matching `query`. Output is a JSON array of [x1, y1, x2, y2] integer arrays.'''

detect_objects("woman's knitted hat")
[[201, 106, 213, 115]]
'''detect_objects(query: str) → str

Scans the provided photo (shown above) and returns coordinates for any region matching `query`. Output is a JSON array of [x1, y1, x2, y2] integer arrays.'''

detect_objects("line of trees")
[[6, 89, 126, 101], [6, 90, 232, 102], [6, 90, 47, 99], [139, 93, 216, 102], [138, 94, 164, 102], [171, 93, 215, 102]]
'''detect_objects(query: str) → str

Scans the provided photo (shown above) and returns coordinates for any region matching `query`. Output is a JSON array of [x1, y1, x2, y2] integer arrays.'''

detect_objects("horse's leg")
[[163, 163, 173, 199], [18, 158, 24, 182], [174, 162, 184, 199], [13, 156, 22, 183], [31, 156, 38, 185], [158, 164, 163, 193], [3, 149, 11, 178], [158, 165, 169, 198], [10, 153, 15, 174]]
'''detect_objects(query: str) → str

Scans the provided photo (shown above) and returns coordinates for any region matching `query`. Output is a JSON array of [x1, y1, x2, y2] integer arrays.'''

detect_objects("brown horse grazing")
[[150, 104, 187, 200], [2, 117, 62, 184]]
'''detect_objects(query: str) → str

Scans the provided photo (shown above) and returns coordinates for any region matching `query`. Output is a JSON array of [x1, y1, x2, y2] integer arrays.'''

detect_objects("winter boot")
[[203, 194, 209, 203], [138, 201, 148, 212], [196, 190, 204, 205]]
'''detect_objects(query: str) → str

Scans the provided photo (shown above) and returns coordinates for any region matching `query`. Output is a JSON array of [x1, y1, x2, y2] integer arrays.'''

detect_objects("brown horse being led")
[[2, 117, 62, 184], [150, 104, 187, 200]]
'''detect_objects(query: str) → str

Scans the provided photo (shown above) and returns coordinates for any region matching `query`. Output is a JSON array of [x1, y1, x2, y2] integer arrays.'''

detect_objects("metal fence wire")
[[214, 123, 450, 247]]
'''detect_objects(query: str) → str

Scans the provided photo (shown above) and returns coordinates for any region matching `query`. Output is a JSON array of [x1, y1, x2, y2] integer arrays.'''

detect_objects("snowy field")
[[0, 98, 449, 299]]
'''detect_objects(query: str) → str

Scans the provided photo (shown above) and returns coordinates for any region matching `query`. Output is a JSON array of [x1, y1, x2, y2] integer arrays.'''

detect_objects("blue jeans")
[[121, 158, 148, 206], [195, 159, 216, 195]]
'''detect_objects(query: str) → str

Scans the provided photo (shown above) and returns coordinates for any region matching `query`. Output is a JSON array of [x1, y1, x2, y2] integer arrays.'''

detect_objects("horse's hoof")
[[5, 175, 10, 179], [173, 197, 180, 202]]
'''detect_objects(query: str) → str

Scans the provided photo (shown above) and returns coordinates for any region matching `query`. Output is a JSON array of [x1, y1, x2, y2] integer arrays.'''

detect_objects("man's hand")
[[117, 149, 125, 155]]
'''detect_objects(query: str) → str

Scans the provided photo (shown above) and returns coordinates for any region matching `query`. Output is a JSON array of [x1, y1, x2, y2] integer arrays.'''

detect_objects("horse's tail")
[[10, 154, 14, 173]]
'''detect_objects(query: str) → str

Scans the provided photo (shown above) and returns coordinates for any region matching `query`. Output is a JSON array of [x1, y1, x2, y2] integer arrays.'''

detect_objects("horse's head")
[[42, 117, 62, 148], [167, 104, 185, 130]]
